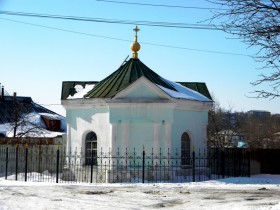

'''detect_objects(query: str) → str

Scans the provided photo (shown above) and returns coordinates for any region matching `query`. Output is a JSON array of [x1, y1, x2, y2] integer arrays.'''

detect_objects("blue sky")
[[0, 0, 279, 115]]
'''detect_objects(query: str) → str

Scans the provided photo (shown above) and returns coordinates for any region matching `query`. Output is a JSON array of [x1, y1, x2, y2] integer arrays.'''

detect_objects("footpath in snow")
[[0, 174, 280, 210]]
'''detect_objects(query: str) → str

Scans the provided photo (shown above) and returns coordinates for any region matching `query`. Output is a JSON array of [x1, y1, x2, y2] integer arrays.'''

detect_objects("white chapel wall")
[[172, 109, 209, 154], [109, 103, 174, 155], [66, 108, 111, 154]]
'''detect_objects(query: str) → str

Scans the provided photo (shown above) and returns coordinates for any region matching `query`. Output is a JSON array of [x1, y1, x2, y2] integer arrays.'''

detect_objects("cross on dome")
[[133, 26, 140, 36]]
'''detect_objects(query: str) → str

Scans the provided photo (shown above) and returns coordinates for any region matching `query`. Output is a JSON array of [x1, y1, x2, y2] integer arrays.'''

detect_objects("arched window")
[[181, 132, 191, 166], [85, 132, 97, 165]]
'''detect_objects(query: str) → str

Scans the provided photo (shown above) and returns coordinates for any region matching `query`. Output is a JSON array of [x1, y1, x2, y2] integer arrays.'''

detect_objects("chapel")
[[61, 27, 213, 166]]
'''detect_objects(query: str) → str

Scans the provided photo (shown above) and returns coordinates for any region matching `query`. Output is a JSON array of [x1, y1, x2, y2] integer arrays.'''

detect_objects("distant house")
[[61, 27, 213, 167], [273, 132, 280, 147], [274, 132, 280, 138], [0, 86, 66, 144], [247, 110, 271, 118], [215, 130, 247, 148], [260, 132, 280, 149]]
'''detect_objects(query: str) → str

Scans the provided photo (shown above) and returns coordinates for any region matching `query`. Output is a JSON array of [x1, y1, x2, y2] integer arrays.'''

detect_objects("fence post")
[[25, 144, 28, 182], [142, 146, 145, 183], [192, 151, 195, 182], [56, 147, 60, 183], [215, 148, 219, 179], [233, 150, 237, 177], [247, 151, 251, 177], [5, 146, 8, 180], [238, 150, 242, 177], [90, 149, 93, 183], [15, 145, 18, 181], [221, 150, 225, 179]]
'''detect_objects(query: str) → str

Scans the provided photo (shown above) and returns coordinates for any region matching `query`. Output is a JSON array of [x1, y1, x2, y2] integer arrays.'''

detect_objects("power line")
[[139, 41, 249, 57], [0, 17, 132, 42], [0, 17, 250, 57], [0, 10, 229, 30], [95, 0, 228, 10]]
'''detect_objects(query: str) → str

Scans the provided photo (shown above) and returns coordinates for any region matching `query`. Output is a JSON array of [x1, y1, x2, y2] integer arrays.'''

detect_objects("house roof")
[[85, 58, 176, 98], [0, 95, 66, 136], [0, 96, 32, 124], [0, 96, 62, 124]]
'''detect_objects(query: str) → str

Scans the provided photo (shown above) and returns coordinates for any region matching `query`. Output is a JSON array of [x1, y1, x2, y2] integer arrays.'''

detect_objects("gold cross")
[[133, 26, 140, 36]]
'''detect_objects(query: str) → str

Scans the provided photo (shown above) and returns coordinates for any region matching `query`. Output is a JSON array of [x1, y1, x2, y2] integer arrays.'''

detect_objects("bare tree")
[[208, 106, 280, 149], [207, 101, 245, 148], [208, 0, 280, 99], [10, 101, 47, 138], [243, 114, 280, 148]]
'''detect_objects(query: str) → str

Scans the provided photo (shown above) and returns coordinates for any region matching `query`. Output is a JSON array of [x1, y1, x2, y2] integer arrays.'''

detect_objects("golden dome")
[[131, 26, 141, 59], [131, 42, 140, 52]]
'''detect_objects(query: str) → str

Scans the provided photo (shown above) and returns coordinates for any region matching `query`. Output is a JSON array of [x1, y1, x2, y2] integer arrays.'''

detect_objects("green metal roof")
[[61, 59, 212, 100], [178, 82, 212, 100], [61, 81, 98, 100], [85, 58, 176, 98]]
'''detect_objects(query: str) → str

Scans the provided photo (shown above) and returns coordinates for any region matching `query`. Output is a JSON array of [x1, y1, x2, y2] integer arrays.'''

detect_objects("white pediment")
[[114, 76, 171, 100]]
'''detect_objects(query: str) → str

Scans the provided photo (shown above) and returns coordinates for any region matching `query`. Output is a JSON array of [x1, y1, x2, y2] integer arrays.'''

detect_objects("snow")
[[0, 123, 10, 137], [0, 112, 65, 138], [67, 84, 95, 99], [158, 79, 212, 102], [1, 174, 280, 210]]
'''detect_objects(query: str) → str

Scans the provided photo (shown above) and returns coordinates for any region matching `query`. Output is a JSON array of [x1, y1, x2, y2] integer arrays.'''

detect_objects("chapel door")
[[85, 132, 97, 165], [181, 132, 191, 166]]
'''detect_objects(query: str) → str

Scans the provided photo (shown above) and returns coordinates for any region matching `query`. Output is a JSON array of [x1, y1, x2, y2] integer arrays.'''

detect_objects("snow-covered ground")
[[1, 174, 280, 210]]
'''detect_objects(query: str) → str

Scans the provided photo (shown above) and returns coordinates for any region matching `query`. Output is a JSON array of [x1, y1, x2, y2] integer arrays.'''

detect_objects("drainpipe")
[[1, 85, 4, 102], [13, 92, 18, 138], [13, 92, 17, 103]]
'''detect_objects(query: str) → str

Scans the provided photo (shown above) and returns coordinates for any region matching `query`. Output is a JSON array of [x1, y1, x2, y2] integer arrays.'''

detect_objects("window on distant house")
[[181, 132, 191, 166], [41, 116, 61, 131], [85, 132, 97, 165]]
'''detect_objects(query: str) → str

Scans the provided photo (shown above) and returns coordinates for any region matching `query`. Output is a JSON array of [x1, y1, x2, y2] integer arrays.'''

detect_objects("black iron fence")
[[0, 146, 250, 184], [250, 149, 280, 174]]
